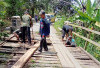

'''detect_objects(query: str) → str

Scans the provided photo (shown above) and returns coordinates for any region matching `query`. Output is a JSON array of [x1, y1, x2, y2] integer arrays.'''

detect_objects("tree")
[[27, 0, 36, 17], [72, 0, 100, 28], [0, 0, 9, 18], [5, 0, 26, 17], [52, 0, 74, 16]]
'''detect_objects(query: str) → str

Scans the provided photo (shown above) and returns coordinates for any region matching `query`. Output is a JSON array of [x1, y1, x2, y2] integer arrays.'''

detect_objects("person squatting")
[[62, 21, 76, 47]]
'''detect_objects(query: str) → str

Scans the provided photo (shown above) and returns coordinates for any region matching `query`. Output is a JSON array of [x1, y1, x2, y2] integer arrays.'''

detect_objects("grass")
[[31, 60, 36, 63]]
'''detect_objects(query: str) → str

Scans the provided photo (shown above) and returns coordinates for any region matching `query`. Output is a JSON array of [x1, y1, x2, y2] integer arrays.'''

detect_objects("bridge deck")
[[0, 23, 100, 68], [50, 26, 100, 68]]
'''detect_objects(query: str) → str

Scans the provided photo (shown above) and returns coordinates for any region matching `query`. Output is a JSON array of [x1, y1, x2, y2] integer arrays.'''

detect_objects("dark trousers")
[[35, 18, 38, 22], [62, 30, 66, 38], [39, 36, 48, 52], [21, 26, 31, 44]]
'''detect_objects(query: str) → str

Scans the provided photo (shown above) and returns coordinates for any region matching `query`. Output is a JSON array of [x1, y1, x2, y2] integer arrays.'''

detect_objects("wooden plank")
[[67, 47, 100, 68], [2, 43, 21, 48], [64, 47, 82, 68], [50, 36, 69, 67], [0, 35, 14, 46], [79, 47, 100, 66], [56, 39, 82, 68], [50, 26, 83, 68], [11, 42, 40, 68], [68, 24, 100, 35], [50, 27, 74, 68], [57, 41, 82, 68], [72, 32, 100, 47], [0, 41, 5, 46]]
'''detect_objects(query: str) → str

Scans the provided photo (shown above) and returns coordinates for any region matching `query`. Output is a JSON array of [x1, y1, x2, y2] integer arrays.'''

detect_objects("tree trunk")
[[31, 6, 34, 18]]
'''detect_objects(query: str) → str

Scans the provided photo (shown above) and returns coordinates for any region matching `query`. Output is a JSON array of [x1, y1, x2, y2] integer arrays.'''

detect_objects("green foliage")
[[86, 0, 92, 16], [54, 16, 66, 31], [31, 60, 35, 63], [95, 9, 100, 22], [0, 32, 8, 38], [5, 0, 25, 17], [86, 43, 100, 61], [0, 20, 9, 40], [67, 14, 78, 22], [78, 11, 92, 21], [72, 0, 100, 28], [0, 20, 6, 28], [74, 35, 86, 48], [3, 0, 53, 17], [0, 0, 9, 18], [0, 0, 9, 7], [92, 0, 97, 9]]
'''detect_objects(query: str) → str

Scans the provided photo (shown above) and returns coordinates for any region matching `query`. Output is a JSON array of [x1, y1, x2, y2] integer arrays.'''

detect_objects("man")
[[62, 22, 73, 41], [39, 10, 50, 52], [7, 28, 22, 42], [65, 36, 76, 47], [13, 28, 22, 41], [21, 11, 32, 45]]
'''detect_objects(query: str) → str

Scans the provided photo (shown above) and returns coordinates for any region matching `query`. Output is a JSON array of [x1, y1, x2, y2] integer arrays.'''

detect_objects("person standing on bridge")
[[39, 10, 50, 52], [62, 21, 73, 41], [21, 11, 32, 45]]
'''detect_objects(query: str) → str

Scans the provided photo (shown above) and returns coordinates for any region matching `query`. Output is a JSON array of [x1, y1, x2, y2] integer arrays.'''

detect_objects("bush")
[[0, 20, 9, 40], [54, 16, 66, 31], [0, 20, 6, 30]]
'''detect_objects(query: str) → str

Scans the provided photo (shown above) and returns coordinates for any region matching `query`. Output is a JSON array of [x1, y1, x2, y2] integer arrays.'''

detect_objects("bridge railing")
[[67, 24, 100, 49], [68, 24, 100, 35], [61, 21, 100, 50], [58, 21, 100, 64], [66, 23, 100, 63]]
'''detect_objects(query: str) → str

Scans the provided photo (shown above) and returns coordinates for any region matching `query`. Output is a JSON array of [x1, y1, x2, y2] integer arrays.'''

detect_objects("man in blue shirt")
[[39, 10, 50, 52]]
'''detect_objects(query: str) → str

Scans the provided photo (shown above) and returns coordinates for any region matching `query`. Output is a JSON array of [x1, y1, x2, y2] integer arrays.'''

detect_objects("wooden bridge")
[[0, 23, 100, 68]]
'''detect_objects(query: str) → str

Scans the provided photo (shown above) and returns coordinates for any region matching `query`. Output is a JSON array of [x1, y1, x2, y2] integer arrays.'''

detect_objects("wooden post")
[[74, 27, 77, 39], [84, 32, 91, 50], [73, 27, 78, 39]]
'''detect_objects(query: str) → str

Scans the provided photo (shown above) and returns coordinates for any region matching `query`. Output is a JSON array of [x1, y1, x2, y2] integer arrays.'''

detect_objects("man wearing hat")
[[39, 10, 50, 52]]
